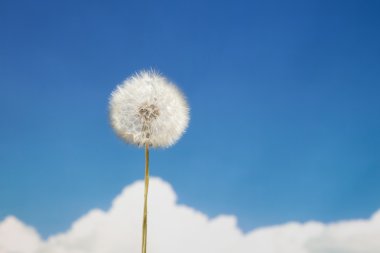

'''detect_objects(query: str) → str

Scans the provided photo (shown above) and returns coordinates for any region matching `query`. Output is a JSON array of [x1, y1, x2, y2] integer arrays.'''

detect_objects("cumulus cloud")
[[1, 178, 379, 253], [0, 215, 42, 253]]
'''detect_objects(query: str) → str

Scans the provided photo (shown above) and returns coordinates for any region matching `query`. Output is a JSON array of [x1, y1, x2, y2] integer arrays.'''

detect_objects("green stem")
[[141, 143, 149, 253]]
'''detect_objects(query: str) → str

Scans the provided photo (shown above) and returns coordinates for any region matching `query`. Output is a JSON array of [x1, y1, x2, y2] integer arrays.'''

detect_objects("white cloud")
[[1, 177, 379, 253], [0, 215, 42, 253]]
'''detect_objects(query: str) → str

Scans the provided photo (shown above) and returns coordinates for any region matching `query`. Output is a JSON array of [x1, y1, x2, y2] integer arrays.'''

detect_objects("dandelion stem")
[[141, 143, 149, 253]]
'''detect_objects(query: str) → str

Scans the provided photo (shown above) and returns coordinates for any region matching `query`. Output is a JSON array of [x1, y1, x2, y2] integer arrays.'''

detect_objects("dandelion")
[[109, 70, 190, 253]]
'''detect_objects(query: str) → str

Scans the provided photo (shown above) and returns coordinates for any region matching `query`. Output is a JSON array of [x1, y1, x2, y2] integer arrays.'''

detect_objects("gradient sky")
[[0, 0, 379, 238]]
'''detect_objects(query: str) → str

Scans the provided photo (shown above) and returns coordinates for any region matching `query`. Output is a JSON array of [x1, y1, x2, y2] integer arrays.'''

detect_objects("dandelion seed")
[[109, 70, 190, 148]]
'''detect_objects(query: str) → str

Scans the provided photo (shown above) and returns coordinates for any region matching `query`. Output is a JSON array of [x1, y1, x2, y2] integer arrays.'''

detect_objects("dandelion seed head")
[[109, 70, 190, 148]]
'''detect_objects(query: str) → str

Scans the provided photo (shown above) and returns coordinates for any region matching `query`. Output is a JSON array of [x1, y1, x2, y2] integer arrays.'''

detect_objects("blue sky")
[[0, 0, 379, 238]]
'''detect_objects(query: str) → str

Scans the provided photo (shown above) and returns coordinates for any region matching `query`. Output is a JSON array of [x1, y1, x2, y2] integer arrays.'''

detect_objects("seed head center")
[[138, 103, 160, 122]]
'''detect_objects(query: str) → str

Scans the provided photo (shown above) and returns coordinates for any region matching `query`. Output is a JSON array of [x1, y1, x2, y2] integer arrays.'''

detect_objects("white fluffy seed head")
[[109, 70, 190, 148]]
